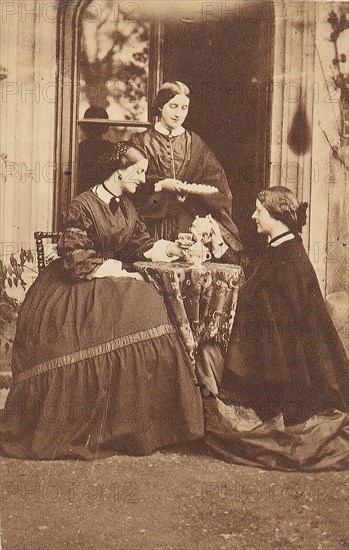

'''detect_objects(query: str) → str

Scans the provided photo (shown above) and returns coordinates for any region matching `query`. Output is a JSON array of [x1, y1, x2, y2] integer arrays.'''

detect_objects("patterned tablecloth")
[[134, 261, 244, 364]]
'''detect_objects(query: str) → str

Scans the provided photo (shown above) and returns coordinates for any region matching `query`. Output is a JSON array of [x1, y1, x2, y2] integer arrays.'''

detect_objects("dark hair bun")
[[96, 141, 146, 182], [297, 202, 308, 230]]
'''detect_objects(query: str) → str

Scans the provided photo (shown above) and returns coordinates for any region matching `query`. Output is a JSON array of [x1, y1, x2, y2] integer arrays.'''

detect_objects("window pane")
[[79, 0, 150, 122]]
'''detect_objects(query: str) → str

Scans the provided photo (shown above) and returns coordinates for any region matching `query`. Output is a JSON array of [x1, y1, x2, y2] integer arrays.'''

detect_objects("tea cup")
[[176, 233, 194, 248]]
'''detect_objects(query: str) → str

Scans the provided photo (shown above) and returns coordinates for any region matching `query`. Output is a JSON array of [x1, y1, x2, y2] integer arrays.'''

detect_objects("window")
[[79, 1, 152, 124], [55, 0, 162, 224]]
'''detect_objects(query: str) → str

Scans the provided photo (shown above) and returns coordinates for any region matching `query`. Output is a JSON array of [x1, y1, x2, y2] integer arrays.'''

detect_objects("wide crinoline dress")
[[0, 190, 204, 460]]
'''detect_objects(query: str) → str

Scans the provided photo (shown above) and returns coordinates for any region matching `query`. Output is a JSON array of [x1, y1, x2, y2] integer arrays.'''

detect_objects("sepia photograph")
[[0, 0, 348, 548]]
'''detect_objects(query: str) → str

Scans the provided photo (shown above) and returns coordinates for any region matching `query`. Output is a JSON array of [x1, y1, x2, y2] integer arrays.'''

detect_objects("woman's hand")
[[92, 259, 144, 280], [207, 215, 228, 257], [165, 242, 184, 258], [155, 178, 186, 193], [144, 240, 182, 262], [208, 215, 223, 245], [92, 259, 123, 278]]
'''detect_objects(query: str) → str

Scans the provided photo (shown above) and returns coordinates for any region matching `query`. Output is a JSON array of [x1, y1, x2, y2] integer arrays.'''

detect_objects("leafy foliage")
[[0, 65, 8, 81], [328, 9, 349, 102], [79, 0, 149, 121], [0, 249, 33, 322]]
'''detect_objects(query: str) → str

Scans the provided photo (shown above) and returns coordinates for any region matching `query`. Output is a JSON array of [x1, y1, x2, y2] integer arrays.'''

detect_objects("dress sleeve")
[[186, 136, 243, 248], [191, 143, 233, 217], [204, 148, 232, 200], [57, 207, 103, 281], [118, 216, 155, 264], [131, 181, 172, 219]]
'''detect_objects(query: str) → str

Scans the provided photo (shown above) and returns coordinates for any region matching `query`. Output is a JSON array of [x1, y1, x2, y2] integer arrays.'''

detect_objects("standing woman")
[[0, 142, 204, 460], [130, 81, 243, 260]]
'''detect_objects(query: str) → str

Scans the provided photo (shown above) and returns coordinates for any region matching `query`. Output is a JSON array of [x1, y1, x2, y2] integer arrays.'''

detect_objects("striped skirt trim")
[[16, 324, 176, 384]]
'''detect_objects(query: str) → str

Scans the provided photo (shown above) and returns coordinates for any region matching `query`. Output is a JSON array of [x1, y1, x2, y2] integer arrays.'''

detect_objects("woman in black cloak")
[[204, 186, 349, 470]]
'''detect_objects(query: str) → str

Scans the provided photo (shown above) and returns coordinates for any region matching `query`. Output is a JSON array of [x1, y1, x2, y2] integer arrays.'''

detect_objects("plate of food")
[[179, 182, 218, 195]]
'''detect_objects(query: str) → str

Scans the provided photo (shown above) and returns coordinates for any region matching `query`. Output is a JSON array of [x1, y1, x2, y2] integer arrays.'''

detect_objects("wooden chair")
[[34, 231, 61, 272]]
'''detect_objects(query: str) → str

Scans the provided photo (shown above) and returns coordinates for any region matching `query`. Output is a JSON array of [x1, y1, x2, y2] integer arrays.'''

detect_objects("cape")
[[223, 237, 349, 414]]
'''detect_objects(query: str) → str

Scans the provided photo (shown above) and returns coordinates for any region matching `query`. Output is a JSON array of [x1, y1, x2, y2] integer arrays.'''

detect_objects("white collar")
[[155, 121, 186, 137], [269, 233, 295, 247], [92, 184, 121, 205]]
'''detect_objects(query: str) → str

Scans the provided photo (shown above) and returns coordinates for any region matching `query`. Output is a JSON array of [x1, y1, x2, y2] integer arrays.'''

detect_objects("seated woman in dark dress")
[[130, 81, 243, 261], [0, 142, 204, 460], [204, 186, 349, 470]]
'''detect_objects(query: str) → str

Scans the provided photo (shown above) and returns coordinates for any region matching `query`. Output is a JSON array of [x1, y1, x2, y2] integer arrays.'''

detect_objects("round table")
[[134, 261, 244, 366]]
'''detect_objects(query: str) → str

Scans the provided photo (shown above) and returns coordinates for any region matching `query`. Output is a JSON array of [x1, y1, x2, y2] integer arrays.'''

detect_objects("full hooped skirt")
[[0, 261, 204, 460]]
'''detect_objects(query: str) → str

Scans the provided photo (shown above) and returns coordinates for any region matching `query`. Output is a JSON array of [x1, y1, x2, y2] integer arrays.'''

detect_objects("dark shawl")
[[223, 237, 349, 414], [131, 127, 242, 251]]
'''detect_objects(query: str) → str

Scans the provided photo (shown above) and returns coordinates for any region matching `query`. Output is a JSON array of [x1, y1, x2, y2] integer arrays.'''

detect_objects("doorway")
[[162, 10, 274, 255], [57, 0, 274, 256]]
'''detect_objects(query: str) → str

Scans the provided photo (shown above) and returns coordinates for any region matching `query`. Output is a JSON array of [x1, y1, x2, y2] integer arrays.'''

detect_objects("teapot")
[[189, 215, 214, 244], [180, 241, 211, 265]]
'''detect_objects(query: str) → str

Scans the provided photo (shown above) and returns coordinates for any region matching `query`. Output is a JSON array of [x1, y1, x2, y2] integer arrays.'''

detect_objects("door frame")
[[54, 0, 163, 228], [54, 0, 274, 231]]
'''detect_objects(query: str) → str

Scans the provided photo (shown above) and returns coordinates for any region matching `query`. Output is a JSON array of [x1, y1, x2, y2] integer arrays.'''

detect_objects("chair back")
[[33, 231, 61, 272]]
